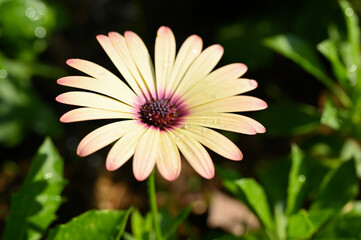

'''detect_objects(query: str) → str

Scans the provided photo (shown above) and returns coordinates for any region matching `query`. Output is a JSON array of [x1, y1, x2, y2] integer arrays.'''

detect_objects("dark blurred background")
[[1, 0, 360, 238]]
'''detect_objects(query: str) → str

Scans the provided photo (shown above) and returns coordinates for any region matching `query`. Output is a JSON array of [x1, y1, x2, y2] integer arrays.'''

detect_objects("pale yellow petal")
[[77, 120, 138, 157], [184, 63, 248, 98], [56, 91, 134, 112], [155, 26, 176, 98], [133, 127, 160, 181], [106, 125, 148, 171], [96, 34, 144, 97], [57, 76, 137, 105], [65, 59, 137, 105], [170, 129, 214, 179], [166, 35, 203, 95], [125, 31, 156, 98], [60, 108, 134, 123], [184, 125, 243, 161], [187, 96, 267, 114], [184, 113, 264, 135], [172, 44, 224, 98], [156, 131, 181, 181], [185, 78, 258, 107]]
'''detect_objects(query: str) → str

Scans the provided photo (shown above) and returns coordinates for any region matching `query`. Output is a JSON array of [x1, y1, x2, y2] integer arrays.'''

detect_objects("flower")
[[56, 26, 267, 181]]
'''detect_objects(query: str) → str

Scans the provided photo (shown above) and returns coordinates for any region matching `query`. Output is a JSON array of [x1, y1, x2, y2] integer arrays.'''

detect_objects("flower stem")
[[147, 171, 163, 240]]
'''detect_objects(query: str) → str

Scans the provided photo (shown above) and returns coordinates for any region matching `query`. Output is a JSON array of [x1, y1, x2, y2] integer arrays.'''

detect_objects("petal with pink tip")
[[166, 35, 203, 95], [97, 34, 144, 98], [184, 114, 257, 135], [106, 125, 148, 171], [56, 91, 134, 112], [184, 63, 248, 98], [185, 78, 258, 107], [133, 127, 160, 181], [185, 125, 243, 161], [65, 59, 137, 105], [60, 108, 134, 123], [170, 129, 215, 179], [124, 31, 156, 98], [77, 120, 138, 157], [57, 76, 137, 105], [156, 131, 181, 181], [172, 44, 224, 98], [188, 95, 268, 114], [155, 26, 176, 98]]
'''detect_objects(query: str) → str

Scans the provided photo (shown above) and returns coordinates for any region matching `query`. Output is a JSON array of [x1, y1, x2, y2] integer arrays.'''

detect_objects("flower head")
[[56, 26, 267, 181]]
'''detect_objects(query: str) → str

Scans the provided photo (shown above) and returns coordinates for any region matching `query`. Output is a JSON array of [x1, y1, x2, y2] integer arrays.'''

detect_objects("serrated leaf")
[[320, 97, 341, 130], [47, 209, 132, 240], [286, 145, 307, 215], [234, 179, 274, 231], [3, 138, 67, 240], [311, 159, 358, 211]]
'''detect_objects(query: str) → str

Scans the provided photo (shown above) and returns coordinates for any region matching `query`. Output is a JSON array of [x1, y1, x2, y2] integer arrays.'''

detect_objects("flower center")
[[139, 98, 180, 130]]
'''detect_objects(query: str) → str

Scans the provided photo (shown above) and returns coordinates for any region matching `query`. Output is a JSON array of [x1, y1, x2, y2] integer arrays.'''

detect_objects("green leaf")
[[254, 101, 320, 136], [287, 209, 334, 239], [339, 0, 361, 89], [234, 178, 274, 231], [3, 138, 67, 240], [317, 39, 349, 88], [340, 139, 361, 178], [264, 34, 351, 106], [264, 34, 333, 88], [320, 96, 341, 130], [47, 209, 132, 240], [315, 201, 361, 239], [311, 159, 358, 211], [130, 209, 153, 240], [162, 206, 192, 240], [286, 145, 307, 215]]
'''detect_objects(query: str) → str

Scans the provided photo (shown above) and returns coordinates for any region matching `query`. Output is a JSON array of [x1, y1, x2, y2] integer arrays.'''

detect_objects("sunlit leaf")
[[47, 209, 132, 240], [234, 179, 274, 231], [287, 209, 334, 239], [339, 0, 361, 89], [317, 39, 349, 88], [320, 97, 341, 130], [130, 209, 153, 240], [3, 138, 67, 240], [286, 145, 307, 215], [340, 139, 361, 178]]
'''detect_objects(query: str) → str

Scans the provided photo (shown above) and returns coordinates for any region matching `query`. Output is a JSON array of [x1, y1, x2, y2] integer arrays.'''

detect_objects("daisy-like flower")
[[56, 26, 267, 181]]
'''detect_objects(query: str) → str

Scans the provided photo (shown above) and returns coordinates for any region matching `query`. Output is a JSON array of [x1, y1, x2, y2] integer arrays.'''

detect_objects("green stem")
[[147, 171, 163, 240]]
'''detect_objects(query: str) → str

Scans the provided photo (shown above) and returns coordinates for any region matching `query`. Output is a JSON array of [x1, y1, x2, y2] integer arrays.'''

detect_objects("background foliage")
[[1, 0, 361, 239]]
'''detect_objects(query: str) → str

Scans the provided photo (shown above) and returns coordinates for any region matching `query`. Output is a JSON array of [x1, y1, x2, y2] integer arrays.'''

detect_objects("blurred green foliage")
[[0, 0, 63, 147]]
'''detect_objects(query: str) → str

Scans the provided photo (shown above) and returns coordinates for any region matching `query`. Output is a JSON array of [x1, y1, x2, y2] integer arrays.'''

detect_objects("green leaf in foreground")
[[47, 209, 132, 240], [320, 97, 341, 130], [287, 209, 334, 239], [2, 138, 67, 240], [286, 145, 307, 215], [161, 205, 193, 240], [234, 178, 274, 231]]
